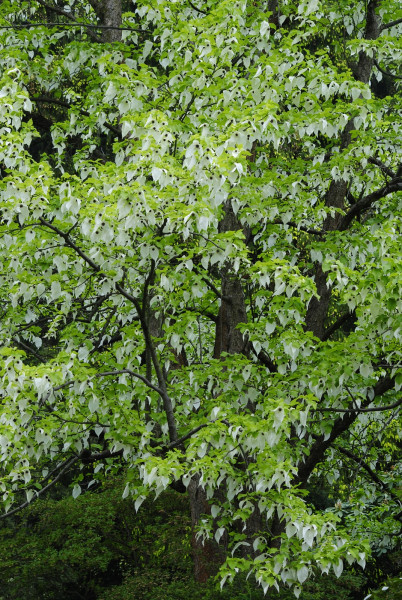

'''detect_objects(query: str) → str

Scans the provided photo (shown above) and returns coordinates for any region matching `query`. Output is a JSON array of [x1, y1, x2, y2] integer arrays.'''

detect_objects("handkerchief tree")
[[0, 0, 401, 594]]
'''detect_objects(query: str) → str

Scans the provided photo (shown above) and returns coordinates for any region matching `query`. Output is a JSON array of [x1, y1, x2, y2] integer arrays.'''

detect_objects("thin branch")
[[313, 397, 402, 413], [35, 218, 178, 443], [187, 1, 208, 16], [38, 218, 102, 272], [200, 276, 224, 299], [97, 369, 164, 396], [381, 17, 402, 31], [12, 337, 44, 362], [0, 456, 79, 520], [336, 445, 402, 511], [34, 0, 101, 42], [114, 283, 178, 444], [0, 22, 140, 32], [374, 59, 402, 80], [297, 375, 395, 484], [164, 423, 210, 450], [273, 219, 323, 236]]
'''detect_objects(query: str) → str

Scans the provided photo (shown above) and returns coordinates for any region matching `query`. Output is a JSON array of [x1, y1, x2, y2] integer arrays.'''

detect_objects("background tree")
[[0, 0, 401, 595]]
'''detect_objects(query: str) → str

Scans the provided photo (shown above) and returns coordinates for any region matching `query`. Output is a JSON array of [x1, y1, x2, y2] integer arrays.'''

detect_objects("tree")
[[0, 0, 401, 595]]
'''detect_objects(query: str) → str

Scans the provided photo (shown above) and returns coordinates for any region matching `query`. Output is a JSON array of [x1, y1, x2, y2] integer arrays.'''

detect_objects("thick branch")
[[381, 17, 402, 31], [250, 345, 278, 372], [297, 375, 395, 484], [368, 157, 397, 178], [82, 448, 123, 461], [321, 310, 356, 341], [339, 178, 402, 230]]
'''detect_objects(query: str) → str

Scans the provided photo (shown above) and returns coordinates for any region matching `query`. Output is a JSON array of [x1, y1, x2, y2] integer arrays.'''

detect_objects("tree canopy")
[[0, 0, 401, 595]]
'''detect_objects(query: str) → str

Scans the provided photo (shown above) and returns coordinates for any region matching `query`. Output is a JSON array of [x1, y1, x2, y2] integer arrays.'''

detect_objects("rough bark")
[[213, 201, 248, 358], [190, 201, 250, 581], [188, 477, 226, 583], [89, 0, 122, 42]]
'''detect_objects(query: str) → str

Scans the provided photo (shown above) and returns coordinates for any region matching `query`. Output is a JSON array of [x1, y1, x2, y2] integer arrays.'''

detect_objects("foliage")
[[100, 569, 367, 600], [366, 578, 402, 600], [0, 0, 401, 595]]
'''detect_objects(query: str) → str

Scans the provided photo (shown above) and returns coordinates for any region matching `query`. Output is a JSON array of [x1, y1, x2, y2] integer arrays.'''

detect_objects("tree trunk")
[[188, 476, 226, 583], [214, 201, 248, 357], [190, 201, 251, 581], [89, 0, 122, 42]]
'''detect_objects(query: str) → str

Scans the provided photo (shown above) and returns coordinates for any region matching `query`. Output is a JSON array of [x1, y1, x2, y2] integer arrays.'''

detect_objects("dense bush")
[[0, 481, 191, 600]]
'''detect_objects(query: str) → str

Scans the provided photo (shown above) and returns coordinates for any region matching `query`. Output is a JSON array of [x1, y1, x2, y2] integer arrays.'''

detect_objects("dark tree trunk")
[[190, 201, 251, 581], [214, 201, 248, 357], [89, 0, 122, 42], [188, 477, 225, 583]]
